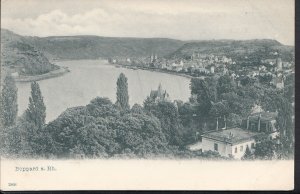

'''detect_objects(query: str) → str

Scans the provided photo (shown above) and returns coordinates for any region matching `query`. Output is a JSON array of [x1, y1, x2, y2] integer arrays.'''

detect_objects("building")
[[244, 111, 279, 139], [210, 66, 215, 74], [189, 111, 280, 159], [149, 83, 169, 102], [198, 67, 210, 74], [149, 54, 158, 64], [201, 128, 260, 159]]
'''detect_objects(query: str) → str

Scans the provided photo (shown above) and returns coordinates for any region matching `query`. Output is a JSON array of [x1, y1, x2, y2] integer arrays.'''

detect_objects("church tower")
[[150, 54, 154, 63]]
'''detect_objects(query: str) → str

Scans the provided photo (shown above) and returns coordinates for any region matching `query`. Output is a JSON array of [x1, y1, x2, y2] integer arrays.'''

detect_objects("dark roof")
[[202, 127, 261, 145], [248, 112, 277, 122]]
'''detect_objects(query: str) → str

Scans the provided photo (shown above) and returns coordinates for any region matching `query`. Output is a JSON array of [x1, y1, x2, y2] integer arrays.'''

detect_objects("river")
[[16, 60, 191, 123]]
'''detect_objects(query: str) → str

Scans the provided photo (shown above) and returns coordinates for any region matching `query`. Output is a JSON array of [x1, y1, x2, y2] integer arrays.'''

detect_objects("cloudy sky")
[[1, 0, 294, 45]]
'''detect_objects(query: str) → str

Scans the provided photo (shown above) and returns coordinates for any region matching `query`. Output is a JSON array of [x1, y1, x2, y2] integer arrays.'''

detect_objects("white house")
[[201, 128, 259, 159]]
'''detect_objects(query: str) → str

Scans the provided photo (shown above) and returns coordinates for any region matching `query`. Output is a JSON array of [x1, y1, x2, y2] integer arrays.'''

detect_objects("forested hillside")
[[168, 39, 294, 64], [26, 36, 185, 60], [1, 29, 58, 76], [2, 29, 293, 64]]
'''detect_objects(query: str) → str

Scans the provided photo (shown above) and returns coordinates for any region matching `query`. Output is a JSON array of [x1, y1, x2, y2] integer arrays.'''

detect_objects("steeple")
[[157, 83, 163, 96]]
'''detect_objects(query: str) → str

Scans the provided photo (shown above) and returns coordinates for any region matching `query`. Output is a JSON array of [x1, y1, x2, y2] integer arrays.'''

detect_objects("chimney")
[[224, 115, 227, 130]]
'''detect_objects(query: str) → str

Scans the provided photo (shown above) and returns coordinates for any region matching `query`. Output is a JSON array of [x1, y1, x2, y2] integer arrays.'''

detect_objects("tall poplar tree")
[[116, 73, 129, 110], [1, 75, 18, 127], [25, 81, 46, 128]]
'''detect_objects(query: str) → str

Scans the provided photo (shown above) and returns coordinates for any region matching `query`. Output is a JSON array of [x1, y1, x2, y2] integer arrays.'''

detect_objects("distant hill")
[[168, 39, 294, 64], [1, 29, 58, 76], [26, 35, 186, 60], [1, 29, 294, 69]]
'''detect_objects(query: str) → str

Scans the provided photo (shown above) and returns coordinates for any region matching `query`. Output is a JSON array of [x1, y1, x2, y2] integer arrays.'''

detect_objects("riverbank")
[[14, 66, 70, 82], [113, 64, 206, 79]]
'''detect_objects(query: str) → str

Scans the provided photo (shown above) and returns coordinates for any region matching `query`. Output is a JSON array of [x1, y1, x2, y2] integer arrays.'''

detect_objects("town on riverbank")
[[108, 52, 294, 89]]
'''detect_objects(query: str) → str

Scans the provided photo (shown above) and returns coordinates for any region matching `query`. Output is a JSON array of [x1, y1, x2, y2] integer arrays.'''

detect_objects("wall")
[[231, 140, 255, 159], [201, 137, 232, 157], [202, 137, 256, 159]]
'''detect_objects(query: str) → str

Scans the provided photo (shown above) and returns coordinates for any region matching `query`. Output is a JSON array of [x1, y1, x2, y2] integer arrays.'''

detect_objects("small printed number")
[[8, 183, 16, 186]]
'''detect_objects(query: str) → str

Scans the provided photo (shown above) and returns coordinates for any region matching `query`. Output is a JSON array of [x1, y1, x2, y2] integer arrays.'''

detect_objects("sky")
[[1, 0, 295, 45]]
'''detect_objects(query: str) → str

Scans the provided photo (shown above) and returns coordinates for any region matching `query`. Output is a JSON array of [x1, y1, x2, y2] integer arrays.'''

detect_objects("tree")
[[260, 88, 281, 112], [190, 78, 213, 116], [221, 92, 253, 117], [209, 101, 229, 129], [242, 145, 254, 160], [25, 81, 46, 128], [178, 102, 196, 127], [210, 101, 229, 118], [216, 75, 235, 98], [205, 77, 218, 102], [258, 74, 273, 85], [143, 96, 156, 113], [131, 104, 144, 114], [226, 113, 242, 128], [276, 96, 294, 149], [43, 97, 169, 158], [240, 76, 254, 86], [116, 73, 130, 110], [1, 75, 18, 127], [283, 73, 295, 103], [149, 101, 183, 146], [254, 137, 277, 160]]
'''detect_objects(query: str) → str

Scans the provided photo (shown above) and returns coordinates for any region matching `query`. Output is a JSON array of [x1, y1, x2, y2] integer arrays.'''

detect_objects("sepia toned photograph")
[[0, 0, 295, 191]]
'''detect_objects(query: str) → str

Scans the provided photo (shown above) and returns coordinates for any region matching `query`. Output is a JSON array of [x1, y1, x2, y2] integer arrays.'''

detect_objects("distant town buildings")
[[108, 52, 236, 77], [150, 54, 158, 64], [108, 51, 293, 92]]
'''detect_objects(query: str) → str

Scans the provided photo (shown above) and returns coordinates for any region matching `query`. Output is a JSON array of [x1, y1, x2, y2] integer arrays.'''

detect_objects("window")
[[240, 145, 243, 151], [214, 143, 218, 151], [235, 147, 238, 153]]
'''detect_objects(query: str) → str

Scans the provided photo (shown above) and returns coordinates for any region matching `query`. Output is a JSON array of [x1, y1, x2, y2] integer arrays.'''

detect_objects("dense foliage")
[[25, 81, 46, 128], [116, 73, 130, 110], [0, 75, 18, 127], [1, 29, 58, 76], [40, 97, 168, 158], [0, 71, 294, 160]]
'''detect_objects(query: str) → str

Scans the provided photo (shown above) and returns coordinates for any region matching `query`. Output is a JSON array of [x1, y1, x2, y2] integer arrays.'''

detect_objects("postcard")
[[0, 0, 294, 191]]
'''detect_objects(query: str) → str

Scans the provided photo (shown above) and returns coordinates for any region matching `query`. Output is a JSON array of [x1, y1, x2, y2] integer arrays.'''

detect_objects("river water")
[[16, 60, 191, 123]]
